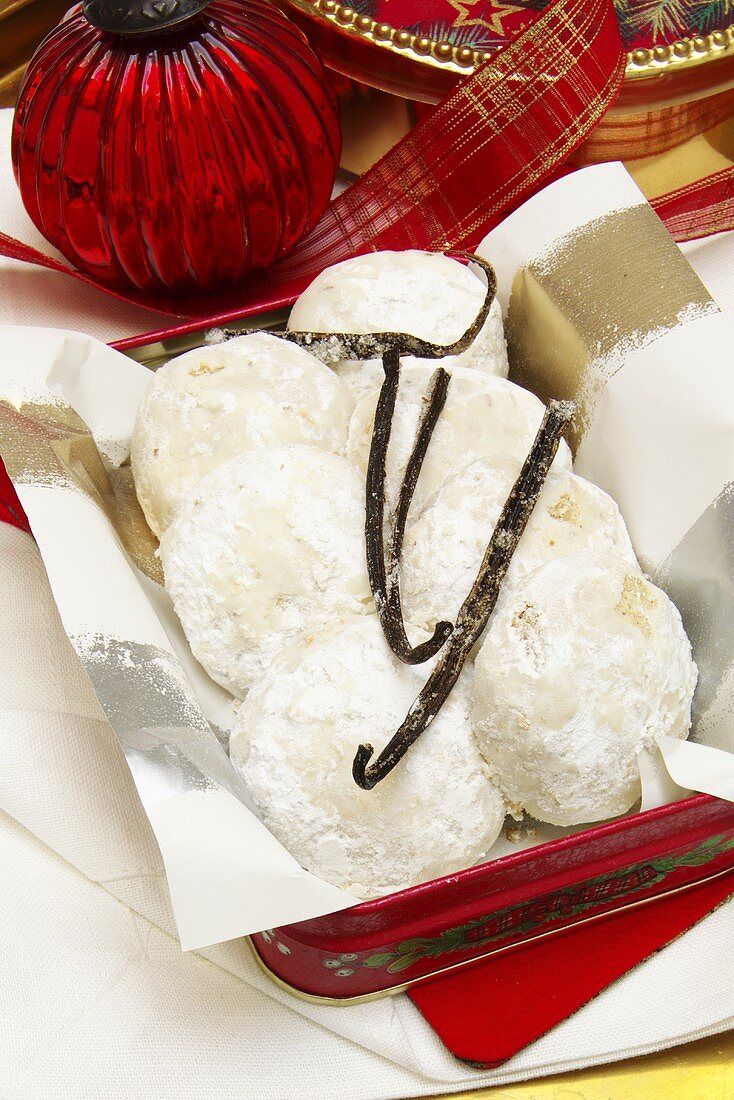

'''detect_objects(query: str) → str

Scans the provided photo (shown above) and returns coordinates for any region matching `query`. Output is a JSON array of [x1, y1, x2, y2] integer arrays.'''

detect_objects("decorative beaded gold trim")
[[284, 0, 488, 77], [626, 24, 734, 80], [282, 0, 734, 83]]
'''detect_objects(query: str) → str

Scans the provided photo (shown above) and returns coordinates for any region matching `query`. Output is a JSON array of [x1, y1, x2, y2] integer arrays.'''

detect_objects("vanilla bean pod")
[[279, 252, 498, 666], [217, 252, 498, 367], [364, 345, 400, 640], [365, 361, 454, 664], [353, 399, 576, 791], [388, 366, 451, 573], [381, 366, 453, 663], [215, 252, 498, 666]]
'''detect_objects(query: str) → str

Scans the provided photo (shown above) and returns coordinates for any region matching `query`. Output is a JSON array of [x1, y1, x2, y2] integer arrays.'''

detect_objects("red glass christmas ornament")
[[11, 1, 342, 295]]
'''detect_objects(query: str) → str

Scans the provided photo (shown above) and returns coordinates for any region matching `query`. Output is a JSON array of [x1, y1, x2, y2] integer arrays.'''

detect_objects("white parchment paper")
[[1, 164, 732, 951]]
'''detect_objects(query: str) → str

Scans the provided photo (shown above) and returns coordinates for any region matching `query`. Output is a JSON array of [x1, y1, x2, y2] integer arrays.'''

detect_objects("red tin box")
[[250, 794, 734, 1003], [118, 324, 734, 1030], [277, 0, 734, 106]]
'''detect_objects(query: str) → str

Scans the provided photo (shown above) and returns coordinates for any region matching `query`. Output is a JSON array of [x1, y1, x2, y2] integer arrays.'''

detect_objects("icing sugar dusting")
[[131, 331, 355, 537], [230, 615, 506, 898], [287, 250, 509, 402], [472, 552, 697, 827], [159, 445, 374, 699]]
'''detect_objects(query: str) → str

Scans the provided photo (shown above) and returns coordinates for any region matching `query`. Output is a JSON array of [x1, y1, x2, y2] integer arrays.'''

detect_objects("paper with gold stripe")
[[1, 163, 733, 953], [480, 160, 734, 775]]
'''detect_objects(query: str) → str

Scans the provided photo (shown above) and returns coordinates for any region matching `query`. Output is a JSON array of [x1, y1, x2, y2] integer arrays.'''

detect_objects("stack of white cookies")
[[131, 250, 697, 899]]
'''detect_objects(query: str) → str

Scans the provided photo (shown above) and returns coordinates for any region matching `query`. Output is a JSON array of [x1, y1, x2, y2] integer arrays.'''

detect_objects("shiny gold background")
[[421, 1031, 732, 1099]]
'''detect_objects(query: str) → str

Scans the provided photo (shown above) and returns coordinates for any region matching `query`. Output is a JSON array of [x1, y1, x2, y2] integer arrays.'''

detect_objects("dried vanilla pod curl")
[[353, 400, 576, 790], [278, 251, 498, 368], [215, 251, 497, 370], [285, 250, 509, 402], [378, 364, 453, 664], [346, 366, 573, 520], [229, 615, 506, 898], [401, 457, 640, 642]]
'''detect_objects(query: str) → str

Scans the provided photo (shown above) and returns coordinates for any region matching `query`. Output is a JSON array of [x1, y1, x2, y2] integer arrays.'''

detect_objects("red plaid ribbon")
[[1, 0, 625, 334], [651, 166, 734, 244]]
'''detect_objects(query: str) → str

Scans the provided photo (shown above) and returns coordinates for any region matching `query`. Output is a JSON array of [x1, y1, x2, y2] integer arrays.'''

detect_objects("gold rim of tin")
[[249, 864, 734, 1006], [282, 0, 734, 84]]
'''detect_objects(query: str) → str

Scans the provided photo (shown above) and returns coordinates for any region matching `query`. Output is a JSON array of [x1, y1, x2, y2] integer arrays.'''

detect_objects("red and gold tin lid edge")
[[248, 863, 734, 1005], [626, 23, 734, 80], [281, 0, 734, 81], [268, 794, 733, 960]]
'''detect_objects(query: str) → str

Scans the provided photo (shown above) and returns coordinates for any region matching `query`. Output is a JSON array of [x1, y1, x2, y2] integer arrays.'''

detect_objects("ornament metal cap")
[[82, 0, 212, 35]]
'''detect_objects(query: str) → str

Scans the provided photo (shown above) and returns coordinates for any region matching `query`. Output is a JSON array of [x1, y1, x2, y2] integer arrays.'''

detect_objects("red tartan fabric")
[[107, 157, 734, 352], [0, 0, 625, 327]]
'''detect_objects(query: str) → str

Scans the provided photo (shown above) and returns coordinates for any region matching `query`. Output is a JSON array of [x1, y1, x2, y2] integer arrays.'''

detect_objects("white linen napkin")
[[1, 103, 733, 1095]]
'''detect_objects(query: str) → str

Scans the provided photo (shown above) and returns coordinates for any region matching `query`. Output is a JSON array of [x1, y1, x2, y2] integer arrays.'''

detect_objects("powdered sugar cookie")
[[402, 457, 639, 638], [288, 250, 508, 403], [132, 331, 354, 536], [472, 553, 697, 826], [347, 364, 573, 516], [160, 445, 372, 697], [231, 615, 506, 897]]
